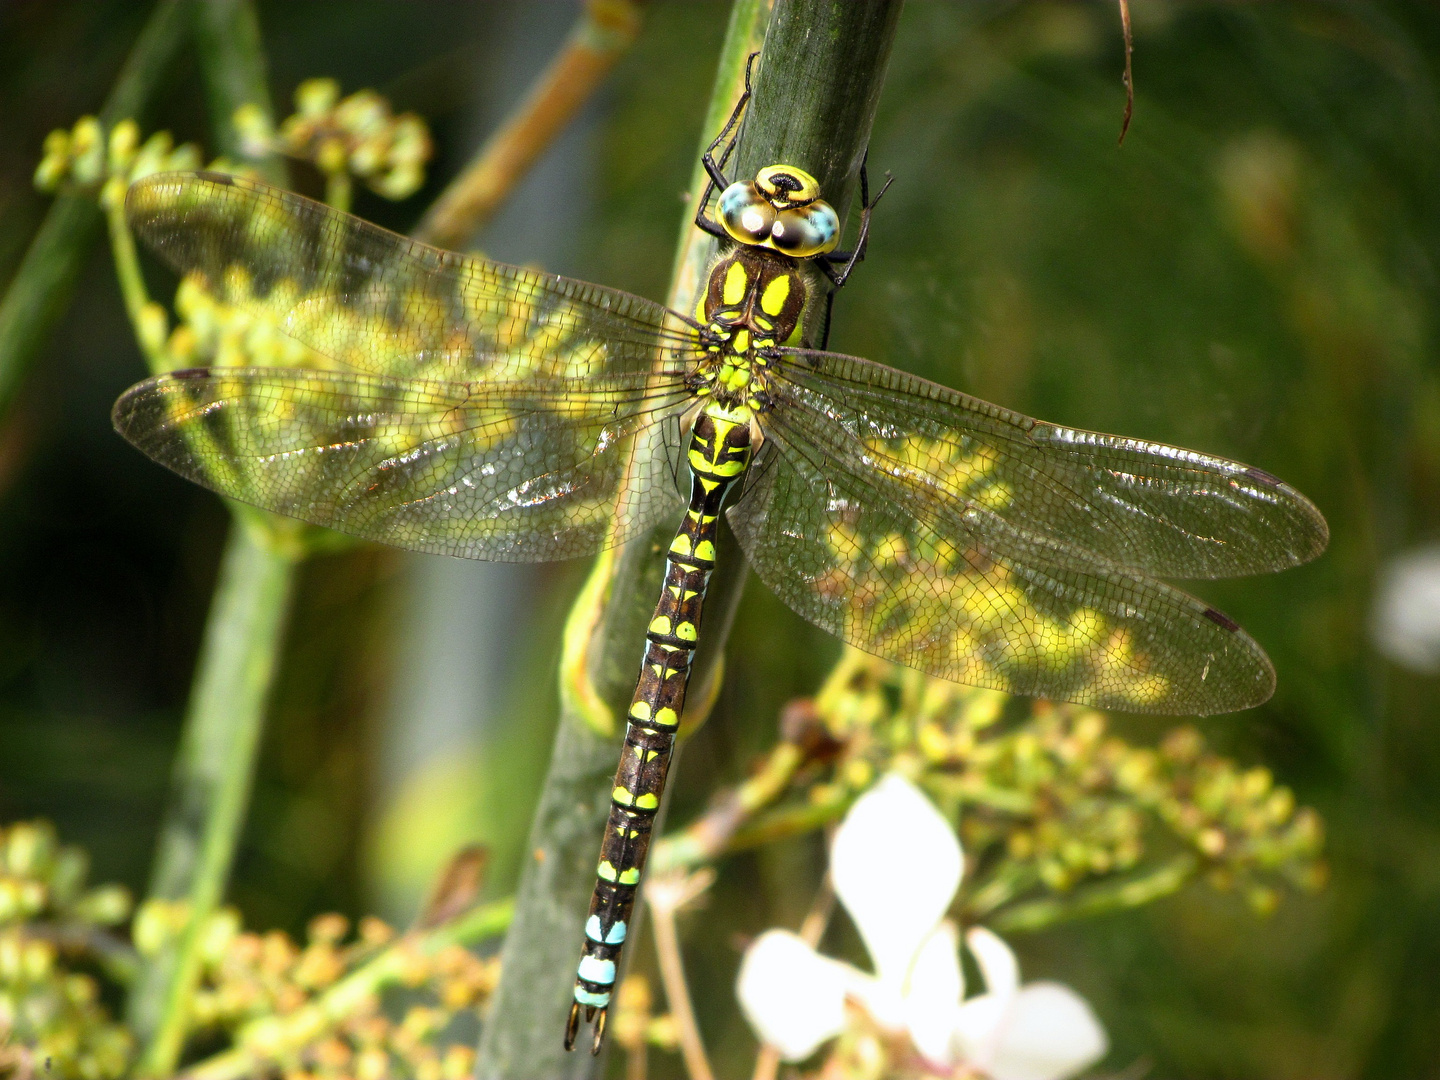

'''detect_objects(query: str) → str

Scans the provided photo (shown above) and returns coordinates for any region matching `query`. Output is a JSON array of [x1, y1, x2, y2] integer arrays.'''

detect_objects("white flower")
[[736, 774, 1107, 1080], [1371, 545, 1440, 673]]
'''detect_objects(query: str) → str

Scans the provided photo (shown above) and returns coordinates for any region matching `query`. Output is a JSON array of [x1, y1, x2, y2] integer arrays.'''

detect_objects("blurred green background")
[[2, 2, 1438, 1077]]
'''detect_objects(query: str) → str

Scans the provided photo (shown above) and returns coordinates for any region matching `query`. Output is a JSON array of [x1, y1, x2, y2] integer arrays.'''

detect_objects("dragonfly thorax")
[[693, 243, 818, 409]]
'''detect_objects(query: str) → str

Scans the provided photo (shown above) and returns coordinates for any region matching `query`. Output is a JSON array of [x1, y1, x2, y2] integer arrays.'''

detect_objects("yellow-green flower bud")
[[73, 884, 131, 926], [315, 136, 347, 175], [70, 116, 105, 185], [137, 302, 169, 357], [99, 175, 127, 212], [372, 162, 423, 200], [295, 77, 340, 117], [232, 102, 275, 158], [107, 119, 140, 174]]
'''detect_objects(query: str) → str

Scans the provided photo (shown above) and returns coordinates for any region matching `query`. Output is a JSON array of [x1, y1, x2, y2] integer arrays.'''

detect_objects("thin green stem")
[[962, 861, 1039, 923], [647, 740, 804, 875], [699, 790, 850, 864], [182, 897, 515, 1080], [645, 873, 716, 1080], [0, 0, 190, 422], [988, 854, 1200, 934], [132, 516, 303, 1077], [324, 171, 353, 216], [125, 5, 298, 1071], [192, 0, 287, 185], [102, 194, 169, 371]]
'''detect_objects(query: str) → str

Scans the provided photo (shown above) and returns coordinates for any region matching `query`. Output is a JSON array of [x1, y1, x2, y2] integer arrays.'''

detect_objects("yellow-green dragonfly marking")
[[112, 89, 1327, 1061]]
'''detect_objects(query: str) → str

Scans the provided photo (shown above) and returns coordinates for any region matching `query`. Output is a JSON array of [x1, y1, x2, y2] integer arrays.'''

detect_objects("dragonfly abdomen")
[[566, 402, 753, 1054]]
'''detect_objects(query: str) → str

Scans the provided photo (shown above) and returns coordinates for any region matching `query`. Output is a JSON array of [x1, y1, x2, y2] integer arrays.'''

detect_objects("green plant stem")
[[0, 0, 190, 423], [324, 171, 353, 216], [131, 516, 304, 1077], [102, 194, 169, 371], [192, 0, 287, 185], [182, 897, 515, 1080], [473, 3, 901, 1075], [989, 853, 1200, 934], [647, 740, 805, 875], [126, 7, 297, 1071]]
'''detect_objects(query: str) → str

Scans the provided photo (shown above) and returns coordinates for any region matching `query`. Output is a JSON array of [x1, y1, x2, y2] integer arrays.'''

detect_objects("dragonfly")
[[113, 73, 1326, 1056]]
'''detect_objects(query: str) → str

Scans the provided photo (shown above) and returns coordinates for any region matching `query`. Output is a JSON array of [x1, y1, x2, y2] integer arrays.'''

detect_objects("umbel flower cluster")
[[718, 652, 1323, 1079], [235, 78, 432, 201], [134, 905, 496, 1080], [0, 821, 134, 1079], [0, 821, 505, 1080], [802, 649, 1324, 927]]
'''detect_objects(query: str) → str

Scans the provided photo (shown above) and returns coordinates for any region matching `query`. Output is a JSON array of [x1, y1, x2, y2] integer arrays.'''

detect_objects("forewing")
[[125, 172, 700, 382], [772, 349, 1327, 579], [112, 367, 690, 561], [731, 409, 1276, 715]]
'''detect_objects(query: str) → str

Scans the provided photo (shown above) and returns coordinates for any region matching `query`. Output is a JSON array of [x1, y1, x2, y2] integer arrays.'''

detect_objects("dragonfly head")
[[717, 165, 839, 258]]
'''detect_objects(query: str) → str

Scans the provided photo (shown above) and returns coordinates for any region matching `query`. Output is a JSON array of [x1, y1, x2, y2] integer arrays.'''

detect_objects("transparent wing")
[[771, 349, 1327, 579], [732, 391, 1278, 715], [125, 172, 702, 382], [112, 367, 691, 562]]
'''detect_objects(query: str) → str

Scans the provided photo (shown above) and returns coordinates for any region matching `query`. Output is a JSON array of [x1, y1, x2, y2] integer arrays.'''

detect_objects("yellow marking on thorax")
[[761, 273, 792, 316], [723, 261, 749, 307]]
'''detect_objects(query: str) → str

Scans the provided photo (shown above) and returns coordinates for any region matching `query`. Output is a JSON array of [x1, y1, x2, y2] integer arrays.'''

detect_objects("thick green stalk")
[[126, 5, 298, 1073], [0, 0, 190, 422], [473, 2, 902, 1076]]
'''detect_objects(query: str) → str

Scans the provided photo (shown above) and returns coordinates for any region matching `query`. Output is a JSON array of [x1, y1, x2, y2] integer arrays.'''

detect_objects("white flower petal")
[[1372, 546, 1440, 673], [736, 930, 869, 1062], [966, 925, 1020, 1000], [984, 982, 1108, 1080], [831, 774, 962, 986], [902, 922, 964, 1066], [952, 991, 1009, 1066]]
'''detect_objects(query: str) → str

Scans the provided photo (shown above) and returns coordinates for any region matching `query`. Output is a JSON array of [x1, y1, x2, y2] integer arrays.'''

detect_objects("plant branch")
[[130, 516, 304, 1077], [414, 0, 646, 248], [645, 872, 716, 1080], [125, 7, 298, 1071], [181, 898, 515, 1080], [192, 0, 287, 185], [0, 0, 189, 423], [989, 854, 1199, 934], [648, 737, 804, 876]]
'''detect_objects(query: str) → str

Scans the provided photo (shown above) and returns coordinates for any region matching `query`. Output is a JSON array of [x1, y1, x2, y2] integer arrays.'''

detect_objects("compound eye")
[[718, 181, 776, 246], [770, 200, 840, 257], [755, 164, 822, 207]]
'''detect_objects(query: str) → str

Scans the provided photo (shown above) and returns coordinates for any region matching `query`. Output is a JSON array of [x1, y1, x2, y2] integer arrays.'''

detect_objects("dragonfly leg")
[[817, 289, 837, 351], [694, 51, 760, 239], [820, 153, 895, 290]]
